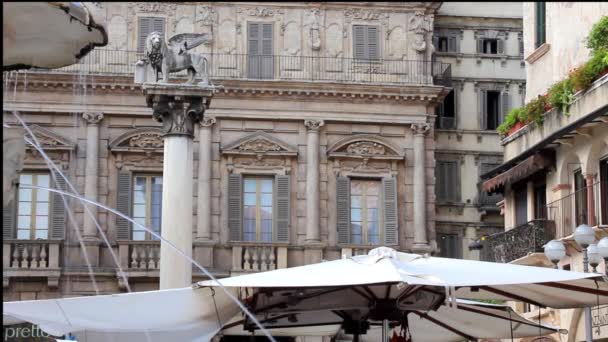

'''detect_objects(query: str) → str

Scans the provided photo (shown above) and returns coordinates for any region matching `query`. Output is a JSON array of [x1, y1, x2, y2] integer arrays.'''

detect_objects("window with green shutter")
[[535, 2, 546, 49], [247, 22, 274, 79], [353, 25, 380, 61], [435, 160, 461, 203], [138, 17, 166, 53]]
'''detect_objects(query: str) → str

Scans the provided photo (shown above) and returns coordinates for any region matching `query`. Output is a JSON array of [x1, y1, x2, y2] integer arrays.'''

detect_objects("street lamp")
[[573, 223, 596, 342], [598, 237, 608, 274], [544, 240, 566, 269], [587, 244, 601, 273]]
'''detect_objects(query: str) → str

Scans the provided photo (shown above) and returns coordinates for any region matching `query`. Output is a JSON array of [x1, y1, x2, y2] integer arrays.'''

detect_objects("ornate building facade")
[[3, 1, 521, 323]]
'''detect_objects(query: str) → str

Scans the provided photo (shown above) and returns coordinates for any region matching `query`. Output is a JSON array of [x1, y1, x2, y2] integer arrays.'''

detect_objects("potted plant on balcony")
[[497, 107, 528, 137]]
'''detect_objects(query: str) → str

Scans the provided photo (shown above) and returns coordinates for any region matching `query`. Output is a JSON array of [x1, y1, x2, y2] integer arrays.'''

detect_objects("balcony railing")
[[479, 219, 556, 263], [231, 244, 287, 273], [3, 240, 61, 288], [23, 49, 452, 87], [546, 181, 604, 238]]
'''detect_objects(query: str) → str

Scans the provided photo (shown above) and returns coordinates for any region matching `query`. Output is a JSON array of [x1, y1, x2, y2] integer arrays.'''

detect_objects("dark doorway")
[[534, 183, 547, 219], [574, 169, 588, 226], [486, 90, 500, 130], [514, 184, 528, 226], [483, 39, 498, 54], [436, 90, 455, 129]]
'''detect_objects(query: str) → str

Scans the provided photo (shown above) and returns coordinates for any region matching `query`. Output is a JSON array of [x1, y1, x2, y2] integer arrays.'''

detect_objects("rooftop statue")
[[135, 31, 211, 86]]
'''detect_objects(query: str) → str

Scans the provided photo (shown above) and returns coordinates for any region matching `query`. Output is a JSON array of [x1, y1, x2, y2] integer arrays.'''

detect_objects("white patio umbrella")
[[3, 247, 606, 341]]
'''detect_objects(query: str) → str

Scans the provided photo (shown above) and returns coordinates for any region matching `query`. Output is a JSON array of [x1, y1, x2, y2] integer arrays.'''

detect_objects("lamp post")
[[573, 224, 596, 342], [598, 237, 608, 274], [587, 244, 601, 273], [543, 240, 566, 269]]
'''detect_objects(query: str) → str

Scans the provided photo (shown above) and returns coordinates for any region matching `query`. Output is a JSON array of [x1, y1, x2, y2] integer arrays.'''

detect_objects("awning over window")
[[482, 152, 555, 194]]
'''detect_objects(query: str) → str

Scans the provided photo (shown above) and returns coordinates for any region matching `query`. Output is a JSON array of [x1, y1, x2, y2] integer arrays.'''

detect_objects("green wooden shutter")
[[479, 90, 488, 130], [138, 17, 165, 53], [116, 171, 132, 240], [50, 176, 67, 240], [367, 26, 379, 60], [382, 177, 398, 245], [3, 190, 16, 239], [275, 174, 290, 242], [353, 25, 366, 60], [535, 3, 546, 48], [336, 176, 351, 244], [501, 91, 510, 124], [497, 39, 505, 54], [448, 37, 457, 53], [476, 38, 483, 53], [228, 173, 243, 241]]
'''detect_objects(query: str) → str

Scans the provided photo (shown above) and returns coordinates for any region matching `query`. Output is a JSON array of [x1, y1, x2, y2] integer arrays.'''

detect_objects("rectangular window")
[[353, 25, 380, 61], [437, 233, 461, 259], [243, 177, 274, 242], [435, 160, 460, 203], [482, 39, 498, 54], [138, 17, 166, 53], [247, 22, 274, 79], [132, 175, 163, 240], [534, 183, 547, 219], [486, 90, 501, 130], [535, 2, 546, 49], [437, 36, 458, 53], [514, 184, 528, 226], [350, 179, 383, 245], [478, 163, 503, 207], [436, 90, 456, 129], [600, 158, 608, 225], [574, 169, 587, 226], [16, 173, 51, 240]]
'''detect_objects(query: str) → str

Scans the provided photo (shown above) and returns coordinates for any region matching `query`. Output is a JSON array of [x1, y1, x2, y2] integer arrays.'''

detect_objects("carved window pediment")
[[222, 131, 297, 157], [25, 125, 76, 152], [327, 134, 404, 161], [109, 128, 164, 154]]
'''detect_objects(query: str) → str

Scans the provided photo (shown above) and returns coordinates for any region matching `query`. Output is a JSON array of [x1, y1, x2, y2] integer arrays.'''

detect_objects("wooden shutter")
[[382, 177, 398, 245], [449, 161, 461, 202], [247, 22, 274, 79], [435, 162, 445, 202], [432, 35, 439, 52], [336, 177, 350, 244], [247, 22, 260, 79], [448, 37, 457, 53], [138, 17, 165, 53], [501, 91, 510, 124], [116, 171, 132, 240], [274, 174, 290, 242], [477, 38, 484, 53], [519, 38, 524, 56], [261, 23, 274, 79], [479, 90, 488, 130], [353, 25, 367, 60], [228, 173, 243, 241], [367, 26, 379, 60], [3, 190, 16, 239], [497, 39, 505, 54], [50, 175, 67, 240]]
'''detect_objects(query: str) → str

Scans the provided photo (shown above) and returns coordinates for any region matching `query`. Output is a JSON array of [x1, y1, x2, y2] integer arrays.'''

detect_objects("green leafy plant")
[[586, 16, 608, 53], [497, 107, 526, 136], [548, 79, 575, 115], [524, 95, 547, 126]]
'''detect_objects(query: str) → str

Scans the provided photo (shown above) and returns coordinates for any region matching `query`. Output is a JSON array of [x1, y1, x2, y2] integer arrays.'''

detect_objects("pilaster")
[[411, 123, 431, 252], [304, 119, 324, 244]]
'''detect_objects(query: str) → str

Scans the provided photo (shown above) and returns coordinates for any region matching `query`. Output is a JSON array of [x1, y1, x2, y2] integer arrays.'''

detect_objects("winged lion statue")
[[138, 31, 211, 85]]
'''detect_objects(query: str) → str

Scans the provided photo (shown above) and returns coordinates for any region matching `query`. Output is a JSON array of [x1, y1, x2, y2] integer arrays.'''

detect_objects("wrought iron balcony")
[[23, 49, 452, 87], [478, 219, 556, 263], [546, 181, 604, 238]]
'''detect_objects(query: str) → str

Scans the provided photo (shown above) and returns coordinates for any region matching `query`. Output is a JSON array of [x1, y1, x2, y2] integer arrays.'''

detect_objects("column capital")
[[82, 112, 104, 125], [304, 119, 324, 131], [151, 96, 204, 138], [411, 123, 430, 136], [199, 116, 216, 128]]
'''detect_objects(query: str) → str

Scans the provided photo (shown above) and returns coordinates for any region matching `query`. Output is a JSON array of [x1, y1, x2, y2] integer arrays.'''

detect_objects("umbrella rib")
[[385, 285, 391, 299], [539, 281, 608, 297], [412, 310, 476, 341], [352, 287, 374, 302], [479, 286, 544, 307], [456, 305, 557, 331], [253, 287, 346, 314], [362, 286, 378, 300]]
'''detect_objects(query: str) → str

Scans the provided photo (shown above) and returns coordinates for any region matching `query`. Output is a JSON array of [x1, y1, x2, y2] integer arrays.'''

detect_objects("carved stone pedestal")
[[142, 83, 214, 289]]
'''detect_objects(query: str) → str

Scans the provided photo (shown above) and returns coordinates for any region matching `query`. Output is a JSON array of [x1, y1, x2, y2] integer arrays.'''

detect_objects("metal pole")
[[382, 319, 389, 342], [582, 247, 593, 342]]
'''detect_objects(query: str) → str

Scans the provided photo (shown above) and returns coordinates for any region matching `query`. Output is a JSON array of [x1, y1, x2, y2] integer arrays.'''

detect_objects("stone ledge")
[[525, 43, 550, 64]]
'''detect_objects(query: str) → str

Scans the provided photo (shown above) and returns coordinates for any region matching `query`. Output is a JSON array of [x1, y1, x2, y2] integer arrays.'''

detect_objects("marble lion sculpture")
[[142, 31, 211, 85]]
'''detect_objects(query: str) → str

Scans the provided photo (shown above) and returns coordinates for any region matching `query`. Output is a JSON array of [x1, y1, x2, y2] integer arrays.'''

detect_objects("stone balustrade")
[[231, 245, 288, 274], [3, 240, 61, 288], [118, 241, 161, 272]]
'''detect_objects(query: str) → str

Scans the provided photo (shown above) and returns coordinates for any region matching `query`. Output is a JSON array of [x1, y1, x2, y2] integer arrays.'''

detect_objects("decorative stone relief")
[[218, 19, 237, 57], [411, 123, 431, 135], [107, 16, 127, 50], [129, 133, 164, 149], [326, 23, 343, 58], [196, 5, 218, 26], [116, 154, 164, 170], [237, 7, 284, 17], [82, 112, 104, 125], [282, 21, 302, 57], [174, 17, 194, 36], [23, 125, 76, 151], [222, 131, 298, 157], [238, 139, 283, 152], [409, 11, 432, 53], [346, 141, 386, 155], [388, 26, 407, 60], [309, 8, 322, 51], [304, 120, 324, 131], [128, 3, 177, 13], [343, 8, 388, 21], [200, 116, 216, 127], [151, 96, 205, 137]]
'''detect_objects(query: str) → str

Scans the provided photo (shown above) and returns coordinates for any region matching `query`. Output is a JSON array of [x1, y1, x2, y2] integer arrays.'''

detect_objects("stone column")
[[144, 85, 212, 290], [412, 123, 430, 251], [196, 116, 216, 241], [586, 174, 596, 227], [304, 120, 324, 243], [82, 112, 103, 241]]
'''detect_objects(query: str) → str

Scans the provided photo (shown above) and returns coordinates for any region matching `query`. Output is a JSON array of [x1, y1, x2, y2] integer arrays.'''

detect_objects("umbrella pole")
[[382, 319, 389, 342]]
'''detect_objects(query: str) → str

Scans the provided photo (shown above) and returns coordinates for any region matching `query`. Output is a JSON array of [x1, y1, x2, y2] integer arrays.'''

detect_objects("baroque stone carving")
[[411, 123, 431, 135], [135, 32, 211, 85], [409, 11, 432, 53], [237, 7, 284, 17], [200, 116, 216, 127], [309, 9, 322, 51], [304, 120, 324, 131], [346, 141, 386, 155], [151, 96, 205, 137], [128, 3, 176, 13], [196, 5, 218, 26], [238, 139, 283, 152], [129, 133, 164, 149], [82, 112, 104, 124], [343, 8, 388, 20]]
